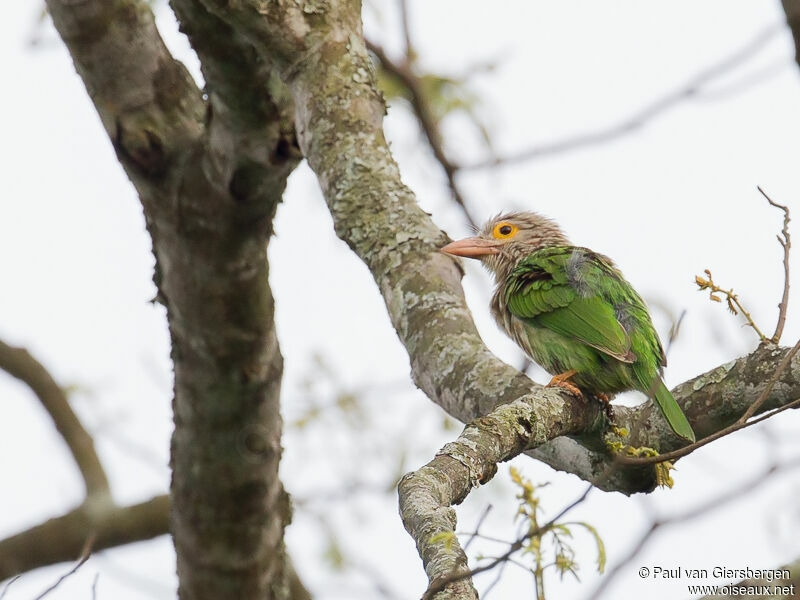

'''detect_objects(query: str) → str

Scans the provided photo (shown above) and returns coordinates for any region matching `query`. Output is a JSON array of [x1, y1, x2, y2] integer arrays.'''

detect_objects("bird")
[[440, 211, 696, 443]]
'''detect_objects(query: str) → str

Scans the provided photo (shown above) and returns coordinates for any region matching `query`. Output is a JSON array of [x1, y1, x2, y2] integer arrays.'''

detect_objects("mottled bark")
[[399, 391, 602, 600], [45, 0, 300, 598], [534, 344, 800, 492]]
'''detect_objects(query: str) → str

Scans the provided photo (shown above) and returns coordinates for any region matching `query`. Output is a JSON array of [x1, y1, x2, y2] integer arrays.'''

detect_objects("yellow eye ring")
[[492, 222, 518, 239]]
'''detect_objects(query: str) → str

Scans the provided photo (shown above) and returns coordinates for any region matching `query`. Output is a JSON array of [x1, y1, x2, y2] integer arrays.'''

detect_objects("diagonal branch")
[[617, 339, 800, 466], [168, 0, 301, 185], [366, 39, 478, 228], [460, 23, 781, 170], [0, 339, 109, 499], [32, 536, 93, 600], [399, 393, 601, 600], [0, 496, 168, 580]]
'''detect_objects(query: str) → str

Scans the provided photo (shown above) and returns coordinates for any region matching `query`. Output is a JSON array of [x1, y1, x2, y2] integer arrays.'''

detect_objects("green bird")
[[441, 211, 696, 443]]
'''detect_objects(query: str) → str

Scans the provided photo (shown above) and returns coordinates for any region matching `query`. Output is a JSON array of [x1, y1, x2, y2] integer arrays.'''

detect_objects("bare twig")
[[0, 496, 168, 580], [33, 534, 94, 600], [462, 505, 493, 552], [460, 24, 781, 170], [0, 339, 110, 499], [758, 186, 791, 344], [480, 557, 509, 599], [365, 39, 478, 228], [422, 483, 594, 600], [0, 576, 20, 600], [618, 338, 800, 466], [695, 269, 768, 342], [664, 309, 686, 359]]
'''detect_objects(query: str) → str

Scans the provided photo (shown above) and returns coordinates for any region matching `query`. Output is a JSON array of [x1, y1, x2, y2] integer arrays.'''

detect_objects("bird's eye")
[[493, 223, 518, 239]]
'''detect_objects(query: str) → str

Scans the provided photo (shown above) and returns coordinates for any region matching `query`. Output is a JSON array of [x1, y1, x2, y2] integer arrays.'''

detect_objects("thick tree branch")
[[0, 340, 109, 500], [534, 343, 800, 491], [0, 496, 168, 580], [0, 491, 311, 600], [46, 0, 302, 598], [402, 351, 800, 600], [399, 392, 602, 600], [617, 339, 800, 466], [459, 24, 780, 170]]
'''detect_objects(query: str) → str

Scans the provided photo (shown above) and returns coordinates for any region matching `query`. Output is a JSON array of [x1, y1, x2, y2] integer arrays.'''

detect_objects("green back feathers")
[[503, 246, 696, 443], [505, 247, 636, 363]]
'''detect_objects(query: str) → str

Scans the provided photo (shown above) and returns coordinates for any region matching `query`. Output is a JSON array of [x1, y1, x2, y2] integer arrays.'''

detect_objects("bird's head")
[[440, 211, 570, 280]]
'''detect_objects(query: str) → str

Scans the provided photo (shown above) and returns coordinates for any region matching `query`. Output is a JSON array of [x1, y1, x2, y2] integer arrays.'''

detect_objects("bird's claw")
[[546, 370, 584, 399]]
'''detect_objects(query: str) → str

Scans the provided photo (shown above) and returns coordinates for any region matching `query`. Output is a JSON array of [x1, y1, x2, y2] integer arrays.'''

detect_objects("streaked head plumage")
[[441, 211, 570, 281]]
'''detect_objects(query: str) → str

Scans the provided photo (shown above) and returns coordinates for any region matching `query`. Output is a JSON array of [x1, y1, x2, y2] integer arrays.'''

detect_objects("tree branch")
[[459, 23, 780, 170], [365, 39, 477, 228], [46, 0, 303, 597], [0, 496, 168, 580], [533, 343, 800, 491], [0, 339, 109, 500], [32, 536, 93, 600], [0, 492, 311, 600], [399, 394, 601, 600], [616, 339, 800, 466], [168, 0, 301, 186]]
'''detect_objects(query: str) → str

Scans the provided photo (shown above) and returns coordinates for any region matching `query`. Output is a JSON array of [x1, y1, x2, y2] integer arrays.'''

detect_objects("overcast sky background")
[[3, 1, 800, 599]]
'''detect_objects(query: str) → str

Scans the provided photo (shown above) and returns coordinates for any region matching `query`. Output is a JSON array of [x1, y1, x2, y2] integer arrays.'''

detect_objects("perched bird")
[[440, 211, 696, 443]]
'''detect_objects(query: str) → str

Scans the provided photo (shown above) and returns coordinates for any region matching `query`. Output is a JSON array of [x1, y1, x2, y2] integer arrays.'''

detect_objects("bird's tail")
[[650, 378, 696, 443]]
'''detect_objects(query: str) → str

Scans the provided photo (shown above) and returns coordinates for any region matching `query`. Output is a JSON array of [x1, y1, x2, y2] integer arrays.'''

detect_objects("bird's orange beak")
[[440, 237, 502, 258]]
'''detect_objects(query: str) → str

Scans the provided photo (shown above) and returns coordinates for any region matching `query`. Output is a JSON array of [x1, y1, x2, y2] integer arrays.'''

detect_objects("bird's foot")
[[594, 392, 615, 421], [546, 370, 583, 399]]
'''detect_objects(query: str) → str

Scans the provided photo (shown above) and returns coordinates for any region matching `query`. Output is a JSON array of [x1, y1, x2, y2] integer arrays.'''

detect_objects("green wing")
[[505, 246, 696, 443], [504, 247, 635, 362]]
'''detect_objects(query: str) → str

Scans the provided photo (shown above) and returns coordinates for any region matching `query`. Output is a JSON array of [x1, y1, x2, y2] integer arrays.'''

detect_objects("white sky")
[[2, 1, 800, 599]]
